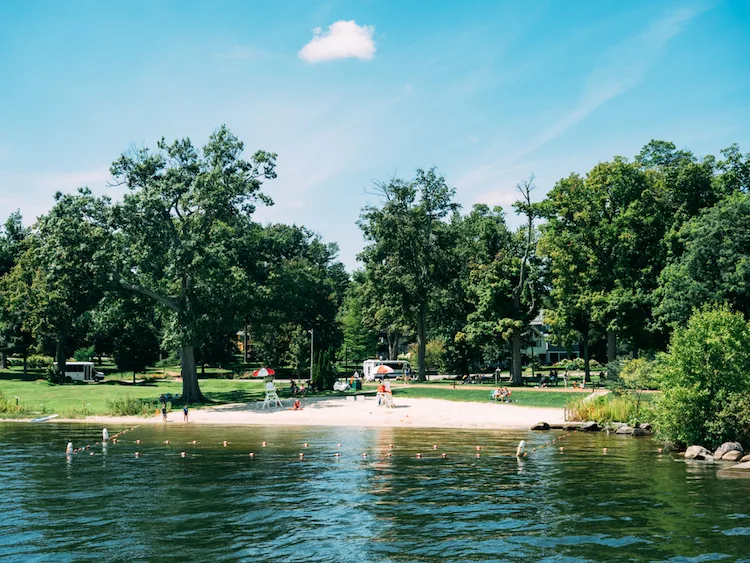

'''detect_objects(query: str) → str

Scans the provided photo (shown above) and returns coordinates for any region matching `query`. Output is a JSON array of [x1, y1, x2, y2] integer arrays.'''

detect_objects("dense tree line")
[[1, 130, 749, 399], [355, 140, 750, 381]]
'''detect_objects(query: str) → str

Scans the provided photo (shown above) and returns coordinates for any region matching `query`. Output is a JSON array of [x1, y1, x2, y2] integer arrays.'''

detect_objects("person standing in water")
[[182, 405, 188, 423], [162, 404, 167, 423]]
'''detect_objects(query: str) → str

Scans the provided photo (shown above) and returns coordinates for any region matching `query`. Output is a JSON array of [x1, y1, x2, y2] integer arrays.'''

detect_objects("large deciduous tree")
[[358, 168, 459, 380], [110, 126, 276, 402], [18, 190, 112, 380]]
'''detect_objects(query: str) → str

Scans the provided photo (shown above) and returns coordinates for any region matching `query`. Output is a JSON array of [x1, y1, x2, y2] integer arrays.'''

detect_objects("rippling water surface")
[[1, 423, 748, 562]]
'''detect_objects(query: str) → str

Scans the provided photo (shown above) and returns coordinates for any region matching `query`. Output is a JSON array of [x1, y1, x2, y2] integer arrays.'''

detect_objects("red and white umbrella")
[[375, 365, 394, 374], [252, 367, 276, 377]]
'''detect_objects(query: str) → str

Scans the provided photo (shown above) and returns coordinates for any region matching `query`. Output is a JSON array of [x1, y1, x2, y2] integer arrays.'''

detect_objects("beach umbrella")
[[375, 364, 394, 374], [252, 367, 276, 377]]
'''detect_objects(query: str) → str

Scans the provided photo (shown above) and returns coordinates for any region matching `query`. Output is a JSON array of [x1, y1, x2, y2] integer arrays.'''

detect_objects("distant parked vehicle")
[[54, 362, 105, 382]]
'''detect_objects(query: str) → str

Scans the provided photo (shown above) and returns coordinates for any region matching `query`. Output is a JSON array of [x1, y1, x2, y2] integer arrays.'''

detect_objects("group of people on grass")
[[491, 387, 512, 402]]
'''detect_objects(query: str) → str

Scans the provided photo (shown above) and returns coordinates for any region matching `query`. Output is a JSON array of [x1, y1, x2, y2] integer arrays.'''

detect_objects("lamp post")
[[308, 329, 314, 382]]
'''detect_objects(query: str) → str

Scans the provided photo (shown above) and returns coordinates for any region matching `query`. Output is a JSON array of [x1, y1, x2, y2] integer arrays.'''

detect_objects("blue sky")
[[1, 0, 748, 270]]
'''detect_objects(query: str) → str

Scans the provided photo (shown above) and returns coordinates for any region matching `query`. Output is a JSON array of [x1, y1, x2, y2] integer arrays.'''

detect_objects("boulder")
[[615, 425, 634, 435], [638, 422, 652, 432], [684, 445, 714, 460], [580, 422, 600, 432], [742, 454, 750, 463], [531, 422, 550, 431], [713, 442, 743, 460], [632, 427, 648, 437], [722, 450, 743, 462]]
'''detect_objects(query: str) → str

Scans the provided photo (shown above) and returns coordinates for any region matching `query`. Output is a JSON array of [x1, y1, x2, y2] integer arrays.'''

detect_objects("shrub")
[[620, 357, 663, 391], [27, 355, 53, 370], [106, 395, 158, 416], [567, 394, 651, 425], [73, 345, 96, 362], [155, 353, 180, 368], [654, 304, 750, 449]]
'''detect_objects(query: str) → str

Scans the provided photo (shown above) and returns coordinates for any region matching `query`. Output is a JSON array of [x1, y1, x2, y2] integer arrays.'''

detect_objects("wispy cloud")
[[299, 20, 376, 63], [456, 4, 711, 200]]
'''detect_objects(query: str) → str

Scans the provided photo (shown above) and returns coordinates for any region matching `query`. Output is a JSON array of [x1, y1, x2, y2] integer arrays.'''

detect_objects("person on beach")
[[290, 380, 299, 395], [183, 405, 188, 423], [377, 382, 386, 405], [162, 404, 167, 423], [290, 399, 302, 411]]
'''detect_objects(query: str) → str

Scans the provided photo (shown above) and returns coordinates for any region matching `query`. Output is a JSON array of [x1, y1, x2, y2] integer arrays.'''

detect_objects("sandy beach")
[[62, 396, 566, 430]]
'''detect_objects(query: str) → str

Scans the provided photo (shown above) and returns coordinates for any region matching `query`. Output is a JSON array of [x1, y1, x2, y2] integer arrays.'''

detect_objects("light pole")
[[308, 329, 314, 382]]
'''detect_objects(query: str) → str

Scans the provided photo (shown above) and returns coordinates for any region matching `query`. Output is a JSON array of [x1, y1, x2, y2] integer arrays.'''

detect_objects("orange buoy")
[[249, 453, 255, 458], [559, 447, 564, 452], [416, 453, 422, 459], [134, 452, 140, 457], [262, 442, 267, 447], [441, 453, 447, 459], [89, 452, 95, 456], [298, 453, 304, 459], [136, 440, 141, 445], [164, 440, 169, 445], [337, 443, 342, 448], [334, 453, 340, 457], [362, 453, 367, 458], [657, 448, 663, 453], [192, 440, 197, 445], [602, 448, 608, 453], [388, 444, 393, 449], [303, 443, 308, 448], [223, 441, 228, 447], [386, 453, 392, 458], [433, 445, 438, 450], [180, 452, 186, 458], [475, 446, 481, 451], [475, 453, 481, 458]]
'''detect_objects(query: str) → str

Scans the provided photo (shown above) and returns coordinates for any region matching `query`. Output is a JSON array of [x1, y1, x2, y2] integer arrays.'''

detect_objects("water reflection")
[[0, 423, 749, 562]]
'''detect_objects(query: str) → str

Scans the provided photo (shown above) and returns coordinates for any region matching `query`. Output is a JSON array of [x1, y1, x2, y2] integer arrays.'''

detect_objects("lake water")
[[0, 423, 748, 562]]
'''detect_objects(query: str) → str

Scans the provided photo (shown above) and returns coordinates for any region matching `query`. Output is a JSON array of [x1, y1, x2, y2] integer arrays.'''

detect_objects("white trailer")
[[55, 362, 105, 382]]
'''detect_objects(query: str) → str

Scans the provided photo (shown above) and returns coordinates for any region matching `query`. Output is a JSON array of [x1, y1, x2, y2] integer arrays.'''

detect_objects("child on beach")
[[183, 405, 188, 423]]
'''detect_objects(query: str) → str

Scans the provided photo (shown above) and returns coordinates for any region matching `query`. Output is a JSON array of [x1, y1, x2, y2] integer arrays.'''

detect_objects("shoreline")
[[3, 397, 567, 430]]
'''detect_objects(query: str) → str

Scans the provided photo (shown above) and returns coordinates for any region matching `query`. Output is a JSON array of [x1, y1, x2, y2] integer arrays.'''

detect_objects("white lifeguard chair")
[[262, 381, 283, 409]]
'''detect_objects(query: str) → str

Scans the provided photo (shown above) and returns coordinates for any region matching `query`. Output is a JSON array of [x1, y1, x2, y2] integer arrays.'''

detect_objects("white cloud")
[[299, 20, 376, 63]]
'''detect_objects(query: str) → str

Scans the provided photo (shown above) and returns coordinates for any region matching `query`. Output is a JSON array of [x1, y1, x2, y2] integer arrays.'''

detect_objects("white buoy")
[[66, 441, 73, 454], [102, 428, 109, 441], [516, 440, 526, 457]]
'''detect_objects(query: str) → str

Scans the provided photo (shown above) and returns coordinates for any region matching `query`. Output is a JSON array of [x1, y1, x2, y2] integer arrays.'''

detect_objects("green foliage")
[[407, 338, 446, 372], [26, 355, 53, 369], [0, 391, 31, 415], [312, 349, 338, 391], [358, 168, 460, 379], [654, 191, 750, 329], [566, 394, 651, 424], [620, 357, 663, 391], [106, 395, 158, 416], [73, 345, 96, 362], [654, 305, 750, 448]]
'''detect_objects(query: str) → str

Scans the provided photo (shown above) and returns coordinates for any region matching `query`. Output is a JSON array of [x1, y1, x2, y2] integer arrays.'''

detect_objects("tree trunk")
[[243, 325, 249, 363], [180, 346, 204, 402], [0, 350, 7, 370], [511, 327, 523, 386], [22, 348, 28, 377], [387, 330, 400, 360], [582, 333, 591, 382], [55, 336, 66, 383], [416, 302, 427, 381], [607, 330, 617, 364]]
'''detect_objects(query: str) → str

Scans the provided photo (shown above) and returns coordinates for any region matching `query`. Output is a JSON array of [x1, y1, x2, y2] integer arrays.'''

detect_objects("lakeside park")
[[2, 2, 750, 561]]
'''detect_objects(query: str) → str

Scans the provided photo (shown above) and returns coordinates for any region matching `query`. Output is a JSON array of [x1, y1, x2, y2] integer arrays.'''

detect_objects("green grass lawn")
[[1, 369, 590, 419], [0, 377, 268, 418], [364, 382, 583, 409]]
